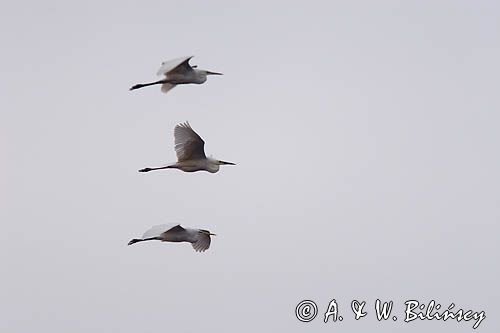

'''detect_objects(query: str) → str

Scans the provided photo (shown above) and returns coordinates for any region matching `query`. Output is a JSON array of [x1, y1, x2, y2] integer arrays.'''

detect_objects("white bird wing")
[[142, 223, 184, 239], [174, 122, 206, 162], [191, 232, 212, 252], [156, 56, 193, 76], [161, 83, 176, 94]]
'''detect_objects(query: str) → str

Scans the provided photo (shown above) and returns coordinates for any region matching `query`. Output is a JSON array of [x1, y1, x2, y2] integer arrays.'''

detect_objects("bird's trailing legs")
[[127, 237, 159, 245], [138, 165, 175, 173], [130, 79, 168, 91]]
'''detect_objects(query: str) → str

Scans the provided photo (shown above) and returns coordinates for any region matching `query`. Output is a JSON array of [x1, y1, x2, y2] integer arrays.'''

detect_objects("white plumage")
[[156, 56, 194, 76], [141, 223, 178, 239]]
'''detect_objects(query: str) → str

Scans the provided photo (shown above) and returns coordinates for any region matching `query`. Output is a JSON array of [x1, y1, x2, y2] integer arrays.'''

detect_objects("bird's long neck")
[[130, 80, 167, 91]]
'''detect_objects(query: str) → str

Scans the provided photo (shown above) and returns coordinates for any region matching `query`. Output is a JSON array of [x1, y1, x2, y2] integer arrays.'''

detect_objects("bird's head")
[[192, 69, 223, 84], [206, 156, 235, 173]]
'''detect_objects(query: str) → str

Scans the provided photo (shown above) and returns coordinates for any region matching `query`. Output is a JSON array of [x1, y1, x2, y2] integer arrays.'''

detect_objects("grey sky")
[[1, 1, 499, 332]]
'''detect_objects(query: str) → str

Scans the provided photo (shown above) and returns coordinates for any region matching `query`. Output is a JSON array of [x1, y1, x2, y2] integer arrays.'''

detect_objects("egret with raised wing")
[[139, 121, 235, 173], [130, 56, 222, 93], [128, 224, 215, 252]]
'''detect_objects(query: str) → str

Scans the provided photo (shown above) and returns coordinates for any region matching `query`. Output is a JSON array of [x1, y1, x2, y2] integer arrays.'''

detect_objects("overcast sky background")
[[1, 1, 499, 332]]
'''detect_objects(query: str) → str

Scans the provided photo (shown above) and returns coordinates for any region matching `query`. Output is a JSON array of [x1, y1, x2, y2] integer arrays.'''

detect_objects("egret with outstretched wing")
[[130, 56, 222, 93], [139, 122, 235, 173], [128, 224, 215, 252]]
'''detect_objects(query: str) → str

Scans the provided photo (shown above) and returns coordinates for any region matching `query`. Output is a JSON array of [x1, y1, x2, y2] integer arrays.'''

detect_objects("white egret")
[[130, 56, 222, 93], [139, 122, 235, 173], [128, 224, 215, 252]]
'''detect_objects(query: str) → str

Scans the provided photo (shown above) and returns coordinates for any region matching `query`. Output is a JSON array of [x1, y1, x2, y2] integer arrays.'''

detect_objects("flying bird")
[[139, 122, 235, 173], [128, 224, 215, 252], [130, 56, 222, 93]]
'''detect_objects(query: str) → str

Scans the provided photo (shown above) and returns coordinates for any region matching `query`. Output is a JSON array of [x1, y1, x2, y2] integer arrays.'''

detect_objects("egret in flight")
[[128, 224, 215, 252], [139, 122, 235, 173], [130, 56, 222, 93]]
